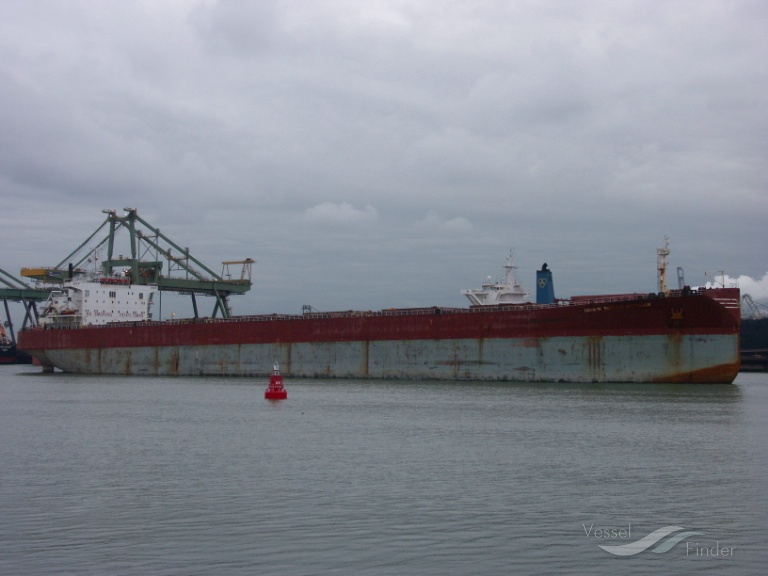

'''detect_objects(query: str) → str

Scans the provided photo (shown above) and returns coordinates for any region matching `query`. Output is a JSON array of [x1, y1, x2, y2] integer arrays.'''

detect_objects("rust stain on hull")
[[650, 361, 741, 384], [24, 333, 740, 384]]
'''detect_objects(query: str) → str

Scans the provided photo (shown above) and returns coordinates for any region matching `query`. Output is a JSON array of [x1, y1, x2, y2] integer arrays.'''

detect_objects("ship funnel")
[[536, 263, 555, 304]]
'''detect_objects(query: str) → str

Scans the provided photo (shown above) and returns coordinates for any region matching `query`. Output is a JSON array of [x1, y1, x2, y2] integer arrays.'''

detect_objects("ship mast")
[[657, 236, 670, 293]]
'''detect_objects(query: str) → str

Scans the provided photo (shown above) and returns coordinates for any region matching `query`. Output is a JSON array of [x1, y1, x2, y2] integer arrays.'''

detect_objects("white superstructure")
[[40, 275, 157, 327], [461, 253, 531, 306]]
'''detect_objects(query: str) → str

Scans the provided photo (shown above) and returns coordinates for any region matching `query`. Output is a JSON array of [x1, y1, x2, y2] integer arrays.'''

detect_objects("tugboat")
[[0, 316, 32, 364]]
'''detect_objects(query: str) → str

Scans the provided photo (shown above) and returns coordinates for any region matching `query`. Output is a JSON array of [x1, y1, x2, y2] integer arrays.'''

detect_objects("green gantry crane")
[[0, 268, 52, 340], [20, 208, 253, 319]]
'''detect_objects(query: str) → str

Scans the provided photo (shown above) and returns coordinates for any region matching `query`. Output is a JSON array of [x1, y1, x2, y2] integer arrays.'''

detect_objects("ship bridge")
[[19, 208, 253, 319]]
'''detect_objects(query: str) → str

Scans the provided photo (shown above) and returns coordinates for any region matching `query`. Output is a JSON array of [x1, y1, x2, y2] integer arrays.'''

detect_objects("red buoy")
[[264, 361, 287, 400]]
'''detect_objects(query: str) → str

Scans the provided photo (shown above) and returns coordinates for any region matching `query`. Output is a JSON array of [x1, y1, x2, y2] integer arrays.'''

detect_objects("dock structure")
[[740, 349, 768, 372], [741, 314, 768, 372]]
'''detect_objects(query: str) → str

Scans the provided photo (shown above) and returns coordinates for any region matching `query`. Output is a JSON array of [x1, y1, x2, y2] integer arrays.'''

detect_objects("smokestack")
[[536, 263, 555, 304]]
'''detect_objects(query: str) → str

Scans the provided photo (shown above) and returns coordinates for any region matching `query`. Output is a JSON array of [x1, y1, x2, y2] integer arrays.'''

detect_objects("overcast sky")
[[1, 0, 766, 318]]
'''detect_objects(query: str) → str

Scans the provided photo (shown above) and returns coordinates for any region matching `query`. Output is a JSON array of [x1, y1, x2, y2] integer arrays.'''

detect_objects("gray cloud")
[[1, 0, 766, 317]]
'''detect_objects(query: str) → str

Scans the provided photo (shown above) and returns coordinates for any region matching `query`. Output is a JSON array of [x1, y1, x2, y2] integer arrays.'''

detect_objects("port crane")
[[20, 208, 253, 319], [0, 268, 52, 342], [742, 294, 768, 319]]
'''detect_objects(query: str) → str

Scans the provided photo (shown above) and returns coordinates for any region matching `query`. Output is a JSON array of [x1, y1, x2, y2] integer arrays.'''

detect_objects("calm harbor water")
[[1, 366, 766, 575]]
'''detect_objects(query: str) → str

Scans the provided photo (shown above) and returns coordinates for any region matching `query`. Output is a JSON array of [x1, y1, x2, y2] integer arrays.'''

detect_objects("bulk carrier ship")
[[17, 210, 740, 383]]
